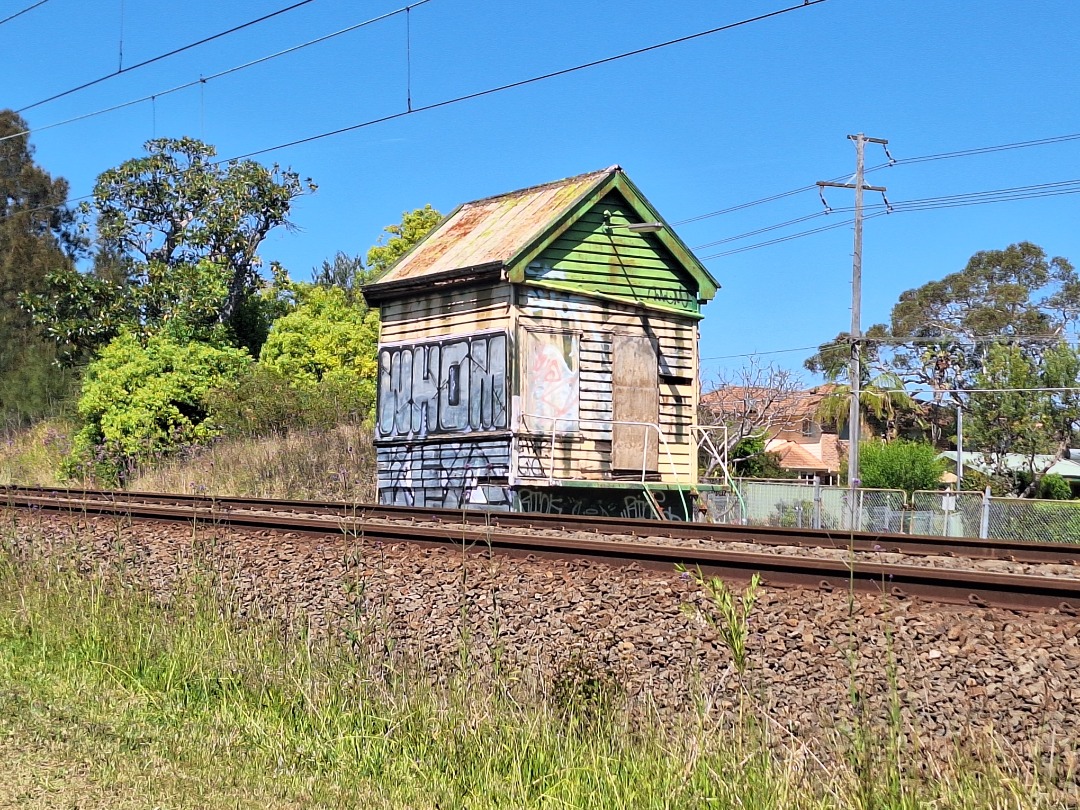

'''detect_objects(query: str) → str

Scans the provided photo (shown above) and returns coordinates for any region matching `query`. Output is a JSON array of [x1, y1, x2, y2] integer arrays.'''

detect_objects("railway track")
[[2, 485, 1079, 613]]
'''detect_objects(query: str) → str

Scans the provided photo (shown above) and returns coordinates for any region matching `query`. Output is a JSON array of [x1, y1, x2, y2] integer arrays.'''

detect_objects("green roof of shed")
[[362, 166, 719, 309]]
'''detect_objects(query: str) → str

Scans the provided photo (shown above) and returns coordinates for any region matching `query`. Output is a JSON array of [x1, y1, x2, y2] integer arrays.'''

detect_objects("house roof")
[[362, 165, 719, 305], [700, 384, 841, 424], [940, 451, 1080, 480], [766, 439, 832, 472]]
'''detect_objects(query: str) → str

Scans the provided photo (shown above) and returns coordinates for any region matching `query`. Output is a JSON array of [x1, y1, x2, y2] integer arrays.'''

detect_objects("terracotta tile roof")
[[766, 440, 829, 471], [820, 434, 843, 471], [369, 167, 616, 285], [700, 384, 841, 423]]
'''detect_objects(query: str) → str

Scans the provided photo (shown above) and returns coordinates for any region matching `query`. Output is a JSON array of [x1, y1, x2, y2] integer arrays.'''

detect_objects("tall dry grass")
[[128, 423, 377, 501]]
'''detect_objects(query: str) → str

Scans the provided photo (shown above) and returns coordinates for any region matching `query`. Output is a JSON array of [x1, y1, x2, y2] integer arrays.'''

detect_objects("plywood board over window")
[[522, 330, 580, 433], [612, 334, 659, 473]]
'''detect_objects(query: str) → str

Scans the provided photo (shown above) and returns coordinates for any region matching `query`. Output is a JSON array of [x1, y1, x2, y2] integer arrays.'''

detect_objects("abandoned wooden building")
[[361, 165, 720, 519]]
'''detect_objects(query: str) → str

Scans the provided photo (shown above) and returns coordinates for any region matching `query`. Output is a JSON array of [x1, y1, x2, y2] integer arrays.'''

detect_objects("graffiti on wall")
[[521, 330, 579, 433], [377, 332, 507, 439], [377, 439, 511, 509], [515, 487, 690, 521]]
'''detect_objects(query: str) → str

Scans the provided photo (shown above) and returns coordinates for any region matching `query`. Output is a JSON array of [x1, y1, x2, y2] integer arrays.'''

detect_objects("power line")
[[0, 0, 49, 26], [16, 0, 322, 113], [677, 128, 1080, 227], [702, 332, 1079, 364], [226, 0, 828, 162], [0, 0, 827, 226], [700, 177, 1080, 258], [1, 2, 432, 145], [692, 210, 834, 250]]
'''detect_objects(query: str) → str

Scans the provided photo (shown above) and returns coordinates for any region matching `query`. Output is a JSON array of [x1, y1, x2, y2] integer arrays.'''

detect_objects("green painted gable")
[[520, 192, 703, 317]]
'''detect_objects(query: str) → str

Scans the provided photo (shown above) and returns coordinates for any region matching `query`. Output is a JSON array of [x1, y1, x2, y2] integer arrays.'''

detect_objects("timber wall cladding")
[[376, 439, 511, 508], [522, 191, 701, 316], [375, 331, 510, 508], [377, 284, 512, 343], [514, 287, 696, 482]]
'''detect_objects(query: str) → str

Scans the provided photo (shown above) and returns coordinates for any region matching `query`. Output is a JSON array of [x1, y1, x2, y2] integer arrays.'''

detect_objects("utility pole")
[[818, 133, 890, 501]]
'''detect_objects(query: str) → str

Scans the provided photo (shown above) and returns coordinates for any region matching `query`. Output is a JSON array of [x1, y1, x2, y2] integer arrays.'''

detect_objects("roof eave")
[[360, 261, 504, 305]]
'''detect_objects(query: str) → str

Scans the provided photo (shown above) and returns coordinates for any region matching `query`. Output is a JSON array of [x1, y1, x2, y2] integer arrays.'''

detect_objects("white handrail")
[[519, 412, 686, 485]]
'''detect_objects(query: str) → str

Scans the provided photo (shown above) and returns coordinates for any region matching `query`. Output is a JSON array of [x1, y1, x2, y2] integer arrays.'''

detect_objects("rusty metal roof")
[[368, 166, 617, 286]]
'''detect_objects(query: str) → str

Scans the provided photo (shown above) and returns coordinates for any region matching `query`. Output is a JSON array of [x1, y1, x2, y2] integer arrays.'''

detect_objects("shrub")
[[1037, 473, 1073, 500], [64, 333, 251, 483], [857, 439, 946, 496]]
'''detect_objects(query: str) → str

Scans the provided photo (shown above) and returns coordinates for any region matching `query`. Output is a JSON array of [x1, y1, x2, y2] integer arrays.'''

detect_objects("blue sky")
[[5, 0, 1080, 383]]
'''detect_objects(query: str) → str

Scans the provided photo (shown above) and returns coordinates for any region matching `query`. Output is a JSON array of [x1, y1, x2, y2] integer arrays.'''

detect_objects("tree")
[[258, 284, 381, 412], [806, 242, 1079, 404], [365, 204, 442, 279], [805, 242, 1080, 490], [313, 251, 370, 303], [25, 137, 314, 358], [966, 341, 1080, 495], [66, 332, 252, 483], [729, 435, 795, 479], [698, 360, 809, 478], [857, 439, 946, 496], [812, 371, 921, 442], [0, 110, 81, 424]]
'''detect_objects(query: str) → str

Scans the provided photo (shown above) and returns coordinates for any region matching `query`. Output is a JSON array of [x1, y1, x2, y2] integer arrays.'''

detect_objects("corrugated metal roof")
[[372, 167, 616, 285], [940, 451, 1080, 479]]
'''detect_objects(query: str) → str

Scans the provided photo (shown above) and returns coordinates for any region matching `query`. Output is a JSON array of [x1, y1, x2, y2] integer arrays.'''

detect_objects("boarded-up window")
[[522, 331, 579, 433], [612, 334, 659, 472]]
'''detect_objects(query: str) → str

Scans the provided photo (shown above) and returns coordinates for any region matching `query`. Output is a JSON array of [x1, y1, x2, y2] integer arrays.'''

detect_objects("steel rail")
[[3, 485, 1077, 565], [3, 488, 1078, 614]]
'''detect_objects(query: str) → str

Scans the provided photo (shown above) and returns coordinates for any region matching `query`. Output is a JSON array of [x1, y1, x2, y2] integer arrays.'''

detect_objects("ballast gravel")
[[4, 509, 1079, 777]]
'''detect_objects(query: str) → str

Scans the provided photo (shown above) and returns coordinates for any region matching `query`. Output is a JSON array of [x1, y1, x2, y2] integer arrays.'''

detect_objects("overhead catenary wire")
[[0, 0, 826, 226], [16, 0, 322, 113], [0, 0, 49, 26], [225, 0, 828, 162], [0, 2, 433, 145]]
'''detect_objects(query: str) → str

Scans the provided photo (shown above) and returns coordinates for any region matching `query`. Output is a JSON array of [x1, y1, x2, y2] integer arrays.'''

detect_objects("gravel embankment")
[[5, 510, 1079, 774]]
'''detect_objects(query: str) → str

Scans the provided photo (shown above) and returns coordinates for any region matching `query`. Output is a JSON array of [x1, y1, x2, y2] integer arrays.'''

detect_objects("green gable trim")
[[519, 193, 703, 315], [506, 170, 719, 303], [521, 279, 705, 320]]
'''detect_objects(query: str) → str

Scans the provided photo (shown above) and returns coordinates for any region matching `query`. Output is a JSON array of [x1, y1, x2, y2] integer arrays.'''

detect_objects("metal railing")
[[704, 478, 1080, 544]]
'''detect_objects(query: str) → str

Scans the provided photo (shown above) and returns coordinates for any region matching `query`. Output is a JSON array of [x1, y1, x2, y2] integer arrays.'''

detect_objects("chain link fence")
[[986, 497, 1080, 544], [705, 479, 906, 532], [908, 490, 984, 537], [703, 480, 1080, 544]]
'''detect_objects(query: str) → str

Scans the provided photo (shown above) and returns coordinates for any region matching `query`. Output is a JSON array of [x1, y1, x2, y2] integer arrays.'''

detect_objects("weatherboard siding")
[[522, 192, 701, 317], [513, 286, 697, 484], [377, 284, 512, 344]]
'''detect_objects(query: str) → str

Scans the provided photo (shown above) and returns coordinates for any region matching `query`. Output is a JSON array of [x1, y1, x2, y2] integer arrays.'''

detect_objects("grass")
[[0, 520, 1074, 809], [0, 418, 73, 487]]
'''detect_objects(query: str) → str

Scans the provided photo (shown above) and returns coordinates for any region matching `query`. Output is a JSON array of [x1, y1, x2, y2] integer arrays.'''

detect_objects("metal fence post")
[[979, 486, 991, 539], [812, 475, 822, 529]]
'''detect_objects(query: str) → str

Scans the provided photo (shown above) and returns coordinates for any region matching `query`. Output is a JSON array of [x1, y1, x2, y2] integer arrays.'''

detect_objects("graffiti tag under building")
[[377, 332, 508, 439]]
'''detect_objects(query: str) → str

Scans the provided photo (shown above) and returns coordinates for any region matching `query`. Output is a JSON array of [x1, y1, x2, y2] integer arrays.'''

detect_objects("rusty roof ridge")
[[459, 165, 619, 208]]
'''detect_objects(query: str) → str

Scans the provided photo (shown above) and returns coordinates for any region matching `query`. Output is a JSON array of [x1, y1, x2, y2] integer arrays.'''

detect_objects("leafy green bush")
[[258, 285, 378, 414], [1037, 473, 1073, 500], [64, 332, 251, 483], [857, 439, 946, 496]]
